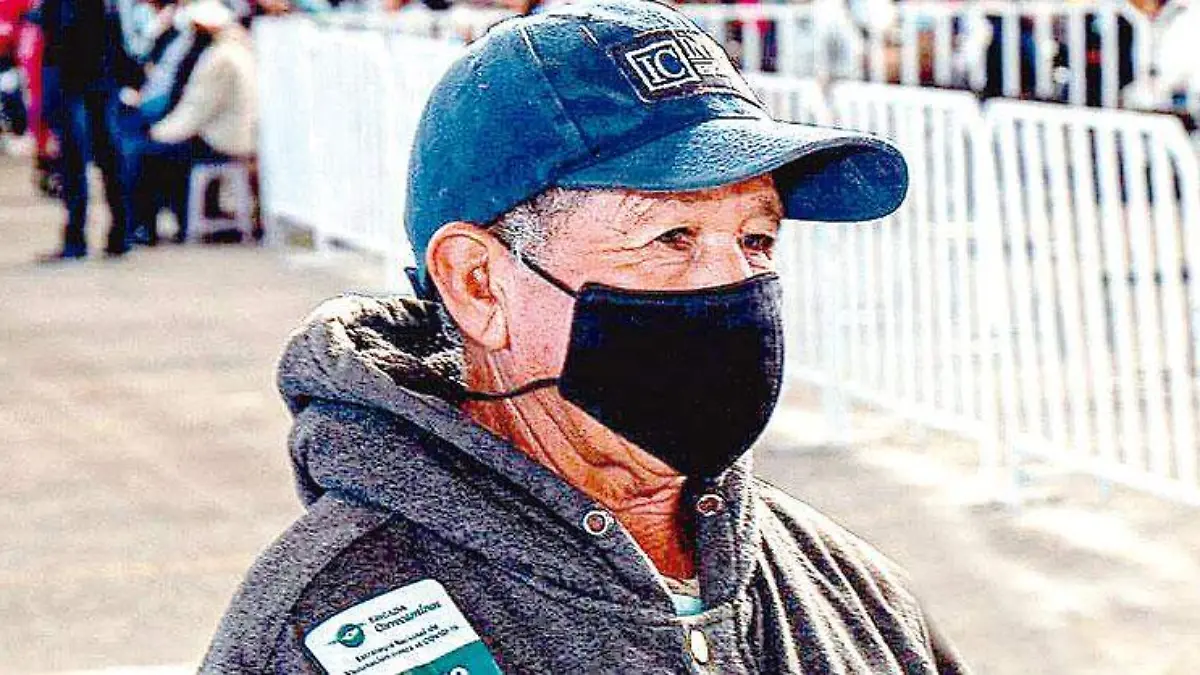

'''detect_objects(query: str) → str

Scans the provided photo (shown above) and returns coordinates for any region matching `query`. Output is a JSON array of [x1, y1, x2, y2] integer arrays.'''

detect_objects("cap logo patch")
[[612, 30, 757, 104]]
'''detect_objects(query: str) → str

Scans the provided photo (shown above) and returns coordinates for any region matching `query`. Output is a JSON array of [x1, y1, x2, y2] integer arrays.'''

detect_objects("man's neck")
[[463, 393, 695, 580]]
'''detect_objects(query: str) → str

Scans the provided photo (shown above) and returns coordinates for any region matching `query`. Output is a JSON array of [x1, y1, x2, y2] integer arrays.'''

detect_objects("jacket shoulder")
[[756, 480, 973, 674], [755, 479, 925, 618], [757, 479, 906, 569], [199, 494, 396, 674]]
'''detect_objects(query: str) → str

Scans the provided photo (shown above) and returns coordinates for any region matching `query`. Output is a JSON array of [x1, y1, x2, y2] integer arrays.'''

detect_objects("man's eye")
[[742, 233, 776, 255], [654, 227, 694, 250]]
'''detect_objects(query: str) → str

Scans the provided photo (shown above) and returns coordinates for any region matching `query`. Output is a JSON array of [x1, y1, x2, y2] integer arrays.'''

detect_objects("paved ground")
[[1, 154, 1198, 674]]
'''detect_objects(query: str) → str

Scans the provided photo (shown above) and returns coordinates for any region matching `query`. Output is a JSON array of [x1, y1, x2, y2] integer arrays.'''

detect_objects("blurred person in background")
[[113, 0, 208, 244], [38, 0, 138, 260], [0, 0, 32, 140], [10, 0, 60, 195], [115, 0, 255, 244], [1124, 0, 1199, 117], [116, 0, 180, 63]]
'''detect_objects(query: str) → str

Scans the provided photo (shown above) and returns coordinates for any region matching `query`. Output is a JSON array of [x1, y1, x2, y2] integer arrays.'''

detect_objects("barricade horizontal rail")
[[309, 4, 1192, 116], [254, 20, 1200, 506], [314, 6, 510, 42]]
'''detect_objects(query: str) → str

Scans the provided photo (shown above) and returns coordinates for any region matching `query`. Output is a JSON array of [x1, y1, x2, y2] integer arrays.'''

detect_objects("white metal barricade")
[[986, 100, 1200, 502], [957, 0, 1151, 108], [814, 83, 1000, 453], [255, 18, 463, 286]]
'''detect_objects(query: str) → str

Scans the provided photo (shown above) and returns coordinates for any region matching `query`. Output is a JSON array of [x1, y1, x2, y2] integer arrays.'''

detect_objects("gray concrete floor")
[[1, 154, 1198, 674]]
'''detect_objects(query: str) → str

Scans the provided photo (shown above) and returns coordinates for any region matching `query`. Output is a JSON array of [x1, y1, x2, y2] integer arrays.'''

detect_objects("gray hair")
[[487, 187, 593, 262], [433, 188, 592, 351], [434, 187, 592, 382]]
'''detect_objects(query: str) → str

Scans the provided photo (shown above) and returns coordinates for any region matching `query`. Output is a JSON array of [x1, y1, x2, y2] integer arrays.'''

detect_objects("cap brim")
[[558, 117, 908, 222]]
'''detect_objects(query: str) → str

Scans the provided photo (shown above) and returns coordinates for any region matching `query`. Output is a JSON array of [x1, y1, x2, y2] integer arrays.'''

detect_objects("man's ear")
[[426, 222, 511, 351]]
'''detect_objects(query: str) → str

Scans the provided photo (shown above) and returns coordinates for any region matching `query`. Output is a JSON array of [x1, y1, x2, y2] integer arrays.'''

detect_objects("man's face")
[[497, 173, 783, 391]]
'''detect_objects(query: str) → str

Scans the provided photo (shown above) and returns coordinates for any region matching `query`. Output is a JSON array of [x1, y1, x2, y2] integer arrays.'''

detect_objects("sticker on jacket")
[[303, 579, 502, 675]]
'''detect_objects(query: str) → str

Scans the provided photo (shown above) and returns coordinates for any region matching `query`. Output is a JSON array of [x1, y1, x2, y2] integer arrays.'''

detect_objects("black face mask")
[[463, 256, 786, 480]]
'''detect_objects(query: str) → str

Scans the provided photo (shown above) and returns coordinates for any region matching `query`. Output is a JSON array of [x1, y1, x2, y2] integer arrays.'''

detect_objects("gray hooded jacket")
[[201, 295, 969, 674]]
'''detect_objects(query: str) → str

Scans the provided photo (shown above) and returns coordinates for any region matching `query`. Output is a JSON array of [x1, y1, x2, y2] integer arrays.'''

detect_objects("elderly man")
[[203, 2, 968, 673]]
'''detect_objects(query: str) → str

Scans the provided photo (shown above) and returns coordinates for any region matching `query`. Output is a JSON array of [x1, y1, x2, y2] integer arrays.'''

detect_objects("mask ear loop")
[[459, 243, 577, 401], [460, 377, 560, 401], [511, 250, 578, 298]]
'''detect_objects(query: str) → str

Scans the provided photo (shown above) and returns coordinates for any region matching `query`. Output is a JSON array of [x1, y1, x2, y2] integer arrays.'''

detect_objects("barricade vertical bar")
[[1132, 12, 1154, 97], [1096, 124, 1142, 468], [1122, 126, 1169, 473], [951, 114, 976, 421], [910, 102, 937, 410], [975, 113, 1011, 480], [931, 107, 954, 413], [777, 225, 800, 376], [863, 212, 881, 392], [1002, 11, 1021, 99], [1045, 116, 1092, 457], [1020, 116, 1070, 449], [742, 11, 763, 73], [934, 13, 953, 87], [1173, 135, 1200, 490], [967, 7, 988, 92], [1148, 130, 1190, 480], [1033, 12, 1054, 100], [900, 14, 920, 85], [1067, 10, 1087, 107], [868, 29, 888, 83], [818, 223, 849, 442], [996, 114, 1037, 445], [846, 218, 862, 386], [800, 220, 820, 375], [1099, 8, 1119, 108], [775, 12, 796, 76], [893, 103, 919, 404], [1069, 121, 1119, 466], [307, 28, 334, 253]]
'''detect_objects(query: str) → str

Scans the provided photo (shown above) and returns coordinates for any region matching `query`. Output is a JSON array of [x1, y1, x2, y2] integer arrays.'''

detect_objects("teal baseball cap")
[[404, 0, 907, 291]]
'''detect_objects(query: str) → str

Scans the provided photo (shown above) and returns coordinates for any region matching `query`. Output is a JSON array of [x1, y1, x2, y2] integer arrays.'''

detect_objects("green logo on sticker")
[[330, 623, 366, 648]]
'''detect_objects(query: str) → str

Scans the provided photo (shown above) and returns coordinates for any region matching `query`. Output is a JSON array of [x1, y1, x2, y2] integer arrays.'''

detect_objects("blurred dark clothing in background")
[[41, 0, 137, 92], [39, 0, 133, 258]]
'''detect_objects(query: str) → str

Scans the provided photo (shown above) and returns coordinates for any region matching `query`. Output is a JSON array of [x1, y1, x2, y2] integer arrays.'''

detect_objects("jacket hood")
[[278, 294, 466, 417]]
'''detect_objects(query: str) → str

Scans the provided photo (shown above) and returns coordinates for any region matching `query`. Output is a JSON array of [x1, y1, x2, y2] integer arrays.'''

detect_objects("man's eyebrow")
[[614, 187, 784, 232]]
